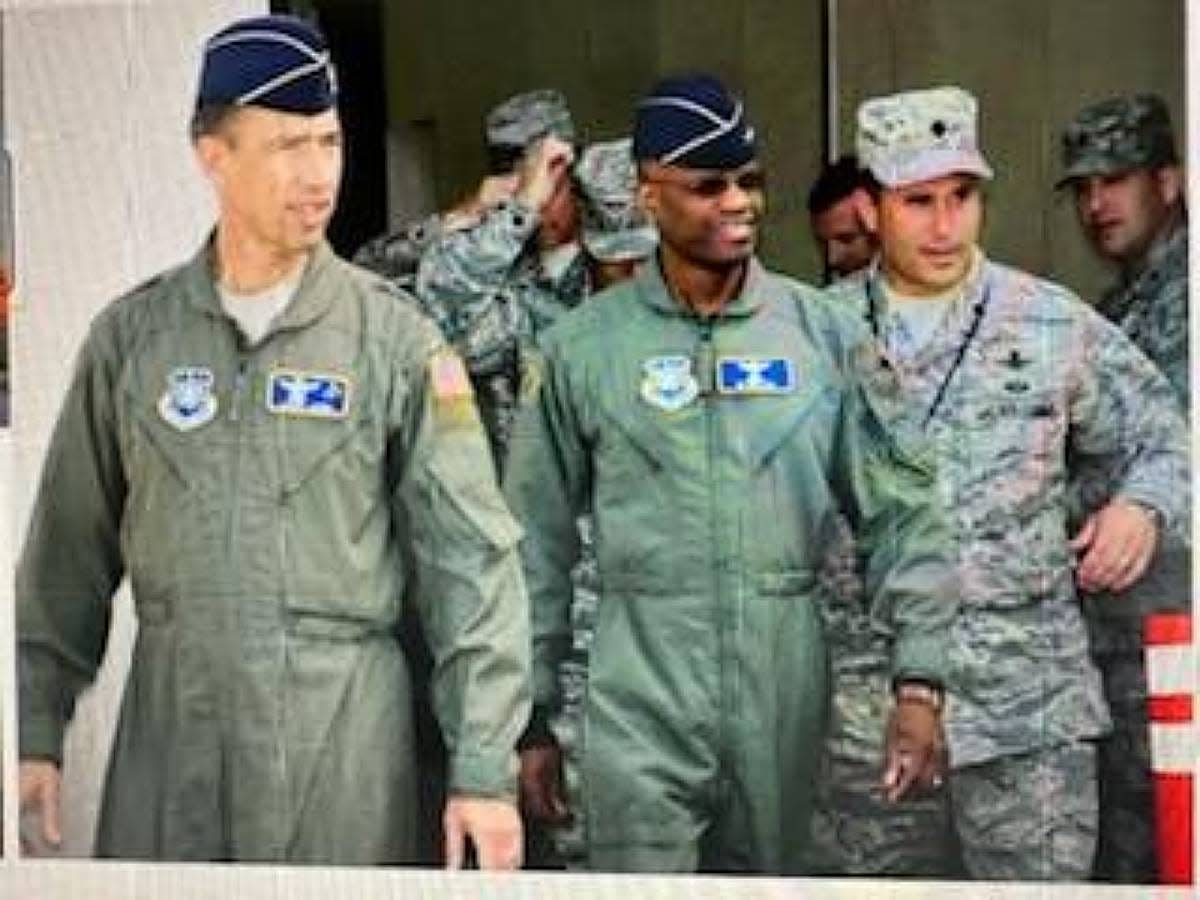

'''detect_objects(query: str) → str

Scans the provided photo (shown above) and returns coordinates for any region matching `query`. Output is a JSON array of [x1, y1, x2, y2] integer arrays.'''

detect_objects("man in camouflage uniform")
[[415, 90, 584, 467], [829, 86, 1189, 881], [354, 88, 577, 297], [1059, 93, 1190, 883]]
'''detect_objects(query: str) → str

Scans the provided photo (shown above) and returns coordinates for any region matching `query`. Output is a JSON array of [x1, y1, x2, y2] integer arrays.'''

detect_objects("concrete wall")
[[381, 0, 826, 280], [375, 0, 1184, 291], [2, 0, 263, 857]]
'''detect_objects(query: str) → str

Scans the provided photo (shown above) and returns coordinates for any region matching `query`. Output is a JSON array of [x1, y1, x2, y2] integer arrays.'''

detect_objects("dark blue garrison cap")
[[633, 74, 757, 170], [196, 14, 337, 114]]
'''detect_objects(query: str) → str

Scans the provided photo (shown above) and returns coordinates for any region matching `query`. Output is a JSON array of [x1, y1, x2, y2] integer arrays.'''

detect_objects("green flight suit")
[[504, 258, 956, 874], [17, 241, 530, 863]]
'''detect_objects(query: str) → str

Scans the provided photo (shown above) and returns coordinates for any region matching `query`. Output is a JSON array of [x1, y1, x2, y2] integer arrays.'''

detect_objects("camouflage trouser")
[[803, 663, 959, 876], [951, 742, 1098, 881], [805, 517, 958, 876], [527, 515, 597, 870], [1087, 616, 1156, 883]]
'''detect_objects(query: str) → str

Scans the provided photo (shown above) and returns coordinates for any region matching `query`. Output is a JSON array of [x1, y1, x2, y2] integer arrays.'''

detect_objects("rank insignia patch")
[[158, 366, 218, 431], [266, 370, 350, 419], [640, 355, 699, 412], [716, 357, 795, 395]]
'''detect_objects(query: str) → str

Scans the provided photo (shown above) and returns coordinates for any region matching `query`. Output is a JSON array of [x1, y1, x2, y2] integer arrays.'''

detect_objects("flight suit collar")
[[636, 253, 768, 320], [184, 237, 342, 335]]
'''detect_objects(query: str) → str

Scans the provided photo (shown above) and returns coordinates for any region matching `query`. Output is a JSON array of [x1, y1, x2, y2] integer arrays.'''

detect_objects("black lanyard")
[[865, 276, 989, 429]]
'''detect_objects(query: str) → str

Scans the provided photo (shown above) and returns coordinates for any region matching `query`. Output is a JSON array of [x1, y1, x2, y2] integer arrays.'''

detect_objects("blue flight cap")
[[196, 14, 337, 114], [633, 74, 757, 170]]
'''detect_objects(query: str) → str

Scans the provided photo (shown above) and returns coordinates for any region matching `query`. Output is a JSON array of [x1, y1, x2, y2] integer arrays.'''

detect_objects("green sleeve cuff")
[[447, 747, 519, 800], [890, 632, 947, 689], [19, 711, 65, 765]]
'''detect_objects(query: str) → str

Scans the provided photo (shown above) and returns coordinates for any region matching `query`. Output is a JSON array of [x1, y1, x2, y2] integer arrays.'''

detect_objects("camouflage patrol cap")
[[575, 138, 658, 263], [1058, 94, 1178, 187], [856, 86, 993, 187], [485, 89, 576, 151]]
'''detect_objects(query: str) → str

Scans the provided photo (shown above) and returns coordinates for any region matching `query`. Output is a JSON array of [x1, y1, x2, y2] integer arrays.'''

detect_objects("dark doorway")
[[272, 0, 387, 258]]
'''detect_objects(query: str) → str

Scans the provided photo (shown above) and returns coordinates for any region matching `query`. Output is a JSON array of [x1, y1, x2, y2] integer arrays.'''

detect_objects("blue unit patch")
[[158, 366, 218, 431], [716, 357, 795, 395], [640, 355, 700, 412], [266, 370, 351, 418]]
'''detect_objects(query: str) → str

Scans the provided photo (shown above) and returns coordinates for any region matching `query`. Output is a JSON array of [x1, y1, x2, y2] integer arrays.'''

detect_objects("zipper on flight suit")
[[695, 317, 730, 781], [220, 344, 251, 853]]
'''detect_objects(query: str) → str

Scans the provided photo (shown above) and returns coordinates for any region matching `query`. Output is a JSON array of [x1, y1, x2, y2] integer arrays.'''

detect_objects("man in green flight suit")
[[17, 14, 529, 867], [505, 73, 958, 874]]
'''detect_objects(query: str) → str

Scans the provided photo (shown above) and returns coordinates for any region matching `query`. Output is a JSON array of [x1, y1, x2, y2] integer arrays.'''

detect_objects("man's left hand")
[[1069, 498, 1159, 593], [881, 700, 944, 803], [443, 795, 523, 871]]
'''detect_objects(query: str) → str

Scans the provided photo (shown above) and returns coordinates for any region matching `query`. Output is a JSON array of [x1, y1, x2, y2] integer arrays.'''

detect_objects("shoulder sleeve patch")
[[431, 349, 474, 401]]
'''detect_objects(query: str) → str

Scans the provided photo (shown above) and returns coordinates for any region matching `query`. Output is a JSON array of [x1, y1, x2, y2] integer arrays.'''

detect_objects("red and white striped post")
[[1144, 612, 1194, 885]]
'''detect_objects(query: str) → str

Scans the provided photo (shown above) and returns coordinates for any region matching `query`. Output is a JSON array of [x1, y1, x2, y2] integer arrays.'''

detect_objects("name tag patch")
[[716, 357, 795, 395], [266, 370, 351, 419], [158, 366, 218, 431]]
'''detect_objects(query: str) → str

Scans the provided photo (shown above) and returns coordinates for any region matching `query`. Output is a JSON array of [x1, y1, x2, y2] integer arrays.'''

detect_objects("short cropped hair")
[[807, 154, 872, 215], [189, 103, 242, 143]]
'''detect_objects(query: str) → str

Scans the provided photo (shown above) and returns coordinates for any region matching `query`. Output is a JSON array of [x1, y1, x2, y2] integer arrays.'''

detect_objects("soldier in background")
[[354, 89, 577, 294], [807, 154, 877, 282], [833, 85, 1189, 880], [1060, 94, 1187, 405], [414, 91, 583, 467], [1058, 93, 1190, 884]]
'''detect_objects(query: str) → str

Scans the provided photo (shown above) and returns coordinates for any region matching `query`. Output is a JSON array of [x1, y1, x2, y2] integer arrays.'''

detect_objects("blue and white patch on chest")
[[266, 369, 351, 419], [639, 355, 700, 412], [716, 357, 795, 395], [158, 366, 218, 431]]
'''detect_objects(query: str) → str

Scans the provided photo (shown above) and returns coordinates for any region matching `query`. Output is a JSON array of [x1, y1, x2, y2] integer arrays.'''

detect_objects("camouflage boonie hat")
[[856, 86, 993, 187], [1058, 94, 1178, 188], [575, 138, 658, 263], [485, 88, 576, 151]]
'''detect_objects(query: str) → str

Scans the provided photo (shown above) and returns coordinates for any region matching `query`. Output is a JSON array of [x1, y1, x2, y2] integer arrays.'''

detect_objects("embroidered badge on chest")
[[640, 355, 699, 412], [716, 357, 795, 395], [266, 370, 351, 419], [158, 366, 218, 431]]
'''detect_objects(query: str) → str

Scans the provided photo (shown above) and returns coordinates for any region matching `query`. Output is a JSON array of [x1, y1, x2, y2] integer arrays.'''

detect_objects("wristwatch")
[[1128, 499, 1165, 533]]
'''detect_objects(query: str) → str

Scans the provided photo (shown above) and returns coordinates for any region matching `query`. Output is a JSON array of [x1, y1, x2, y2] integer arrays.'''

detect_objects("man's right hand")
[[514, 135, 575, 213], [20, 760, 63, 853], [518, 742, 570, 825]]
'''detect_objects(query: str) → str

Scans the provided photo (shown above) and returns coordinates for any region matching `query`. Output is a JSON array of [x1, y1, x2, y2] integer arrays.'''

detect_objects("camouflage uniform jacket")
[[1097, 220, 1189, 408], [353, 212, 444, 290], [829, 256, 1190, 768], [415, 199, 589, 465]]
